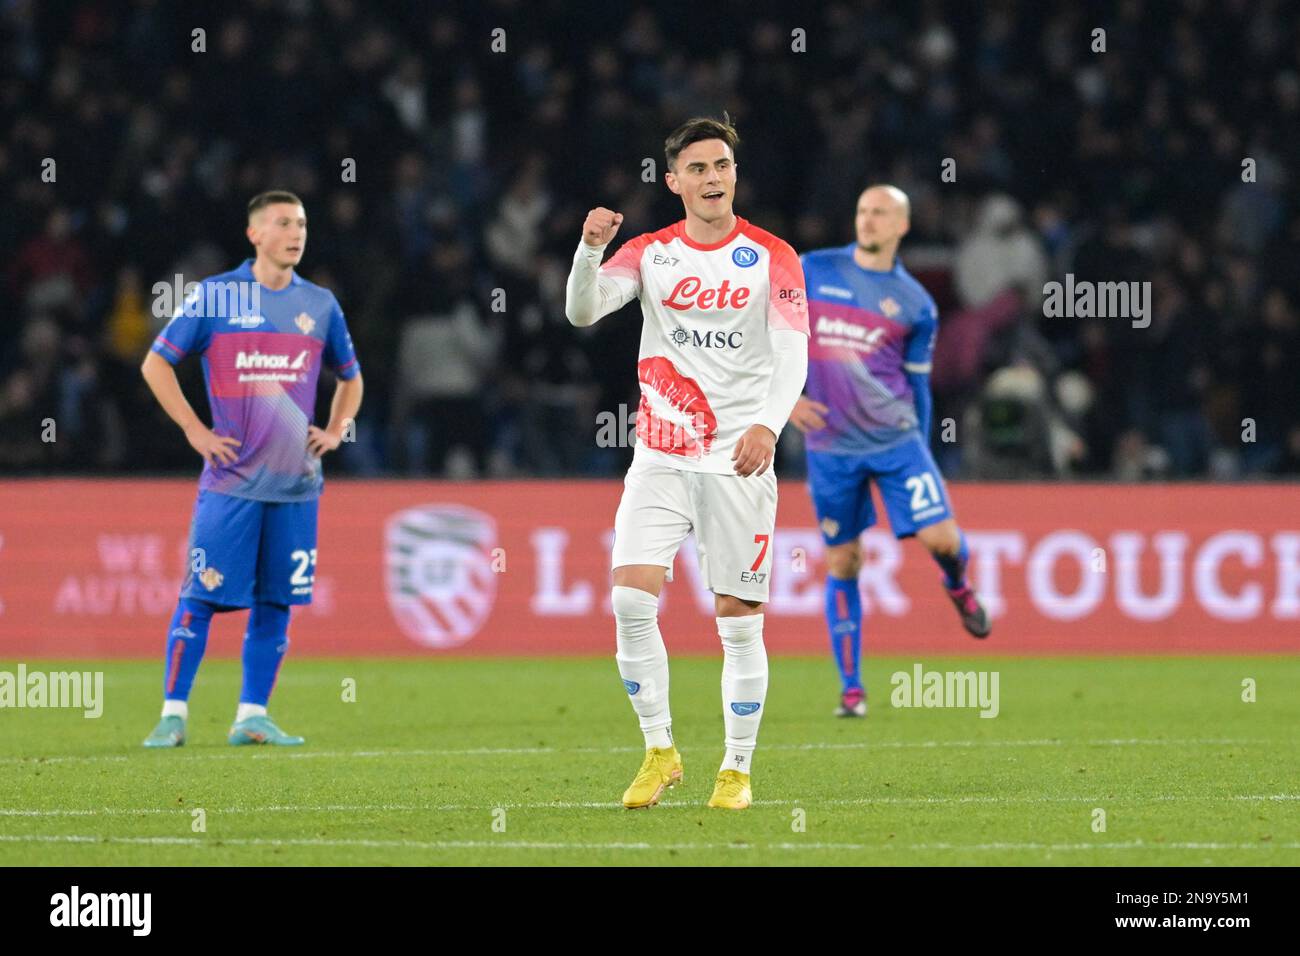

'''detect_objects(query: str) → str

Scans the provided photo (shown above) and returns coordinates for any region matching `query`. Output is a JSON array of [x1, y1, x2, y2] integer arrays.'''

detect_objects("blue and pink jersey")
[[150, 259, 360, 502], [800, 245, 937, 454]]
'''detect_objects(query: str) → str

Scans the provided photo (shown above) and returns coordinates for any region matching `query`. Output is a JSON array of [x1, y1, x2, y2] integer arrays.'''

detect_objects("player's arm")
[[734, 329, 809, 476], [789, 394, 829, 433], [309, 299, 364, 457], [903, 305, 938, 444], [733, 240, 810, 477], [787, 252, 829, 434], [141, 351, 240, 466], [308, 373, 363, 458], [565, 207, 641, 327], [141, 298, 239, 466]]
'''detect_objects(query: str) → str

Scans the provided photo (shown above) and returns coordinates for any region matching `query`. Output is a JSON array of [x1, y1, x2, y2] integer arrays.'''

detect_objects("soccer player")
[[566, 117, 809, 810], [791, 185, 990, 719], [139, 190, 362, 747]]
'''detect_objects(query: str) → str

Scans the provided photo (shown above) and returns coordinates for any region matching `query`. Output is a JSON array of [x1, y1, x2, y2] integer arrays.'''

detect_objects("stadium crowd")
[[2, 0, 1298, 479]]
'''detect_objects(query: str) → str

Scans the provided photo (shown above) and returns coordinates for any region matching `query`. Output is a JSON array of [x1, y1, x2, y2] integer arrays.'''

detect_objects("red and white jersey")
[[591, 216, 809, 474]]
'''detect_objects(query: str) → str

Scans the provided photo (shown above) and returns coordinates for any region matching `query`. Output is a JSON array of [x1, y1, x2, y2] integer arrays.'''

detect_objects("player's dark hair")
[[247, 190, 304, 219], [664, 113, 739, 172]]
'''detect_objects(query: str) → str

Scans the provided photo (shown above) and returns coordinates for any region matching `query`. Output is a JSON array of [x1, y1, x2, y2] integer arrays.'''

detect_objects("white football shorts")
[[611, 453, 778, 603]]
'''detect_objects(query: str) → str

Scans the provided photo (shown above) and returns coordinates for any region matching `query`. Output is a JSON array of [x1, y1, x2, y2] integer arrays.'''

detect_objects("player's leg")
[[825, 541, 866, 715], [227, 497, 320, 746], [143, 599, 217, 747], [711, 592, 765, 810], [611, 458, 693, 807], [874, 438, 991, 638], [234, 601, 294, 731], [806, 449, 877, 716], [915, 517, 988, 637], [144, 491, 258, 748], [916, 518, 966, 586], [611, 563, 671, 754], [693, 467, 777, 810]]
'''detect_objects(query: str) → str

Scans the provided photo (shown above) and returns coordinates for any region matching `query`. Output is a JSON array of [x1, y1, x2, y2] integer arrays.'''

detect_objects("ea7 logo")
[[50, 886, 151, 936], [652, 254, 679, 266]]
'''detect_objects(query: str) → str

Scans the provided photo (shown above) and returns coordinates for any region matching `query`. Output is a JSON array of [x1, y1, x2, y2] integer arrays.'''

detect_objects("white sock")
[[718, 614, 767, 774], [612, 585, 673, 749], [161, 699, 188, 720], [236, 702, 267, 723]]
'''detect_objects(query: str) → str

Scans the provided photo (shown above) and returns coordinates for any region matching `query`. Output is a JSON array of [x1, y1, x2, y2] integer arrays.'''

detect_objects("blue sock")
[[825, 576, 863, 693], [240, 602, 291, 707], [934, 532, 970, 590], [163, 598, 215, 702]]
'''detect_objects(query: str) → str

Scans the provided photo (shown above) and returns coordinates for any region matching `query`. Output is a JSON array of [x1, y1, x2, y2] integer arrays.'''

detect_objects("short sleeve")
[[903, 300, 938, 373], [768, 240, 809, 334], [150, 284, 214, 364], [322, 296, 360, 379]]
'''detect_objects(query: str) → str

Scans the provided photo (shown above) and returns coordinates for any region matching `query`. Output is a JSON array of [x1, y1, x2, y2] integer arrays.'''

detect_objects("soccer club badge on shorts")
[[384, 504, 498, 649], [198, 566, 224, 592]]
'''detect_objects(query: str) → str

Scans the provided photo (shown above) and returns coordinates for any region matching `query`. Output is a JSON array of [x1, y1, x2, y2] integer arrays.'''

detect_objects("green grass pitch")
[[1, 656, 1297, 866]]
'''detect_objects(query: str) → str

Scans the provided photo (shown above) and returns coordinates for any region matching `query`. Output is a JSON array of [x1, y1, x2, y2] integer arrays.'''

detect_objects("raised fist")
[[582, 207, 623, 247]]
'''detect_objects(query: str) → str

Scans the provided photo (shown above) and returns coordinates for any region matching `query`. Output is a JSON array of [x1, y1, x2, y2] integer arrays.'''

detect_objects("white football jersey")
[[582, 216, 809, 474]]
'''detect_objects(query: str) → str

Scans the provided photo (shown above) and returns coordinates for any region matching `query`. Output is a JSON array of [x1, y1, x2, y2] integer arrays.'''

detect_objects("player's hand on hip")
[[307, 425, 342, 458], [789, 396, 829, 434], [582, 207, 623, 246], [733, 424, 777, 477], [184, 422, 241, 467]]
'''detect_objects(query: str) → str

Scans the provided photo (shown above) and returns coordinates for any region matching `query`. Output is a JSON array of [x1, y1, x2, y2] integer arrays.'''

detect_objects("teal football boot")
[[228, 715, 305, 746], [142, 715, 186, 748]]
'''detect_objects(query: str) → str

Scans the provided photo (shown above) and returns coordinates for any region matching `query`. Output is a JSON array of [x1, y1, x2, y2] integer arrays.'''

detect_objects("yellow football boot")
[[706, 769, 752, 810], [622, 746, 683, 809]]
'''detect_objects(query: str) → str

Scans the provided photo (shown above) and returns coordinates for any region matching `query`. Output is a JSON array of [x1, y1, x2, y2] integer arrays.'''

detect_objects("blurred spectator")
[[391, 244, 500, 477], [1240, 288, 1300, 474], [0, 1, 1296, 480], [954, 195, 1048, 309], [500, 255, 602, 476], [485, 155, 551, 278], [961, 364, 1084, 478], [1112, 428, 1172, 482], [12, 208, 93, 313]]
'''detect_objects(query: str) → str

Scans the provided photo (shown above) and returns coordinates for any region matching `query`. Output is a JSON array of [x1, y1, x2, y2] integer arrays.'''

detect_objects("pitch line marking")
[[0, 737, 1272, 767], [0, 834, 1296, 853], [2, 793, 1297, 817]]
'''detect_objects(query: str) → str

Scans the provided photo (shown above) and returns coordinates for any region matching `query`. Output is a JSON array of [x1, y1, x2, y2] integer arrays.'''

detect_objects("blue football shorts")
[[806, 436, 954, 545], [179, 489, 320, 607]]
